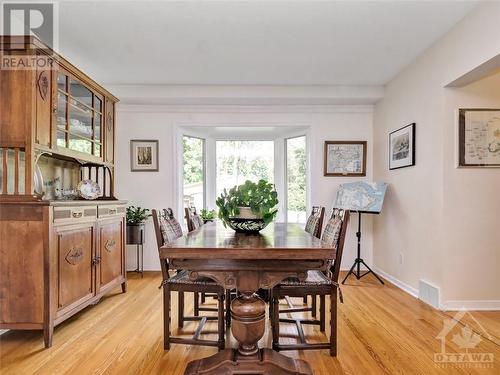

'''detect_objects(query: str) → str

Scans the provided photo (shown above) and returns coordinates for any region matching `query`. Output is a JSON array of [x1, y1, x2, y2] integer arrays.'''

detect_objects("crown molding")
[[107, 84, 383, 107], [116, 103, 374, 114]]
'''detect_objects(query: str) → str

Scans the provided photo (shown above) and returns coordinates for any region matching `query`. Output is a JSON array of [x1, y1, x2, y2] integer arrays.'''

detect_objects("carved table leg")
[[183, 270, 313, 375], [231, 270, 266, 356]]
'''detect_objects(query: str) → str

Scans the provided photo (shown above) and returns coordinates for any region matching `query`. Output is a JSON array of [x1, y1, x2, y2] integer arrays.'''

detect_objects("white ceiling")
[[57, 0, 477, 87]]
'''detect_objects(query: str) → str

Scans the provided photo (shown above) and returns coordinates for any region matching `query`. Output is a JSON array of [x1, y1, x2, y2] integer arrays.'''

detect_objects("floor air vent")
[[419, 280, 440, 309]]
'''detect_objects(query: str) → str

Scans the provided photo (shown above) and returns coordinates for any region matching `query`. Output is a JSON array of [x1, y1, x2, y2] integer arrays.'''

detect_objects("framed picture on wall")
[[324, 141, 367, 176], [130, 140, 159, 171], [389, 123, 415, 170], [458, 108, 500, 167]]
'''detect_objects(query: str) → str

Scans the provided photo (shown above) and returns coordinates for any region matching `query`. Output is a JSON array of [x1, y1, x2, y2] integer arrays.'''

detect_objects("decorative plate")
[[77, 180, 101, 200], [34, 165, 44, 197], [224, 218, 269, 233]]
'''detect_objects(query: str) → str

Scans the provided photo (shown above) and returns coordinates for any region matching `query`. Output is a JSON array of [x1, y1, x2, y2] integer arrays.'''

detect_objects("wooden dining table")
[[160, 221, 336, 375]]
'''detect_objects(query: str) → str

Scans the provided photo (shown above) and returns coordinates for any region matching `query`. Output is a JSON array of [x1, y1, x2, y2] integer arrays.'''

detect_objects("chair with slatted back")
[[152, 209, 225, 351], [271, 208, 350, 356]]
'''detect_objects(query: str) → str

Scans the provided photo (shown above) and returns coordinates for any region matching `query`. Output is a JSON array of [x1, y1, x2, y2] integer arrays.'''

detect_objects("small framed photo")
[[459, 109, 500, 167], [130, 140, 159, 172], [324, 141, 367, 176], [389, 123, 415, 170]]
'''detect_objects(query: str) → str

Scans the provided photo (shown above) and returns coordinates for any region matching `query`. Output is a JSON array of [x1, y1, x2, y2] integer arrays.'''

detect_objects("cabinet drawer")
[[53, 206, 97, 224], [98, 205, 125, 218]]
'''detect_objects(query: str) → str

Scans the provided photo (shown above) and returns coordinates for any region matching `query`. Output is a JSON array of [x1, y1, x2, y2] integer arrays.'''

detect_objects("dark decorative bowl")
[[225, 218, 269, 233]]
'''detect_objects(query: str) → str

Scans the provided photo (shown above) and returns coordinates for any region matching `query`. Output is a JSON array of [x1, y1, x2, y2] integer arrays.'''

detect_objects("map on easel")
[[334, 181, 387, 213]]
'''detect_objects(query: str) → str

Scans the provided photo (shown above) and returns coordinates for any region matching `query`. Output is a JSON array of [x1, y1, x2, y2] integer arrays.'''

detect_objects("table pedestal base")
[[184, 348, 313, 375]]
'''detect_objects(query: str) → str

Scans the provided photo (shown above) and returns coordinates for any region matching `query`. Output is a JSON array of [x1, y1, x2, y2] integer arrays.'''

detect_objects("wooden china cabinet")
[[0, 36, 126, 348]]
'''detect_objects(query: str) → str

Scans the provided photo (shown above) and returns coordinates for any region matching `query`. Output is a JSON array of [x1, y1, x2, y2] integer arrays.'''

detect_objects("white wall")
[[373, 2, 500, 309], [442, 73, 500, 307], [115, 105, 373, 271]]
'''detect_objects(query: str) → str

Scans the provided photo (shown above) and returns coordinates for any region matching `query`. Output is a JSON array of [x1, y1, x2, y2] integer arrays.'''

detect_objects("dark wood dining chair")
[[152, 209, 226, 351], [302, 206, 325, 307], [185, 206, 204, 232], [305, 206, 325, 239], [271, 208, 350, 356], [270, 206, 326, 320], [185, 206, 235, 326]]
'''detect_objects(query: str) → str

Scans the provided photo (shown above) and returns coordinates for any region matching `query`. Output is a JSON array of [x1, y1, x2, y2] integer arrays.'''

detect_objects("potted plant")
[[216, 179, 279, 233], [200, 208, 216, 223], [126, 206, 151, 244]]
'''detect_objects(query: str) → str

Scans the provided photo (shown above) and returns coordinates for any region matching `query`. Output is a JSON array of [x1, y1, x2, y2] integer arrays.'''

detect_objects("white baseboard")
[[373, 267, 500, 311], [372, 267, 419, 299], [127, 268, 160, 272], [441, 300, 500, 311]]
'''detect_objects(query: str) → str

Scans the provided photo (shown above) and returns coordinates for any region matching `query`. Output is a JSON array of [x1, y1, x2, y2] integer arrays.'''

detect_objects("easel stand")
[[342, 211, 384, 285]]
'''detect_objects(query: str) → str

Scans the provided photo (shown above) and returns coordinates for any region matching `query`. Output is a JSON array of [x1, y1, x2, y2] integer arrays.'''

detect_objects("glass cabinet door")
[[93, 96, 103, 157], [69, 78, 92, 107], [56, 72, 104, 159]]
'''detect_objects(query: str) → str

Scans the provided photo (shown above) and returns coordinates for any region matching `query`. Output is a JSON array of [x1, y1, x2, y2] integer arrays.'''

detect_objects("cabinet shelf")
[[56, 71, 110, 161], [34, 144, 114, 168]]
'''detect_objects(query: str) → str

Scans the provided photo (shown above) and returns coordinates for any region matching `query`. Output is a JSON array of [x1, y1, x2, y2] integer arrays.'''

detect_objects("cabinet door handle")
[[72, 211, 83, 218], [108, 208, 117, 215]]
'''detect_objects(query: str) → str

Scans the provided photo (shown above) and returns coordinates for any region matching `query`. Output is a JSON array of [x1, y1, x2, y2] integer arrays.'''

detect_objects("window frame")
[[214, 139, 276, 200], [284, 134, 308, 223], [176, 126, 310, 225], [182, 134, 206, 210]]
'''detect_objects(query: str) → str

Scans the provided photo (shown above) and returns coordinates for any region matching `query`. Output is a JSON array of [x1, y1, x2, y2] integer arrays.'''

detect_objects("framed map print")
[[459, 109, 500, 167], [130, 140, 159, 171], [324, 141, 367, 176], [389, 123, 415, 170]]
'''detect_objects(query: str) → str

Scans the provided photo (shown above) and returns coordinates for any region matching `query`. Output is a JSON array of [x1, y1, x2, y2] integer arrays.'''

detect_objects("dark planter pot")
[[224, 206, 268, 233], [127, 223, 145, 245]]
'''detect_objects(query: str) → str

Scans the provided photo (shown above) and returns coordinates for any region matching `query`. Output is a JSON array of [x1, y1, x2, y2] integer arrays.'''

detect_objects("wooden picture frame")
[[458, 108, 500, 168], [323, 141, 367, 177], [389, 123, 415, 170], [130, 140, 159, 172]]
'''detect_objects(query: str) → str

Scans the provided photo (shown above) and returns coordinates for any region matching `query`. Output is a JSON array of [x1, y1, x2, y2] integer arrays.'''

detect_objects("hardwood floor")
[[1, 272, 499, 375]]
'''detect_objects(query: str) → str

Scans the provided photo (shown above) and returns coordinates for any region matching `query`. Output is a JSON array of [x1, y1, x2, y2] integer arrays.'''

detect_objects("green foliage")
[[200, 209, 216, 221], [216, 179, 279, 226], [216, 141, 274, 191], [183, 137, 204, 184], [126, 206, 151, 224], [287, 144, 306, 212]]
